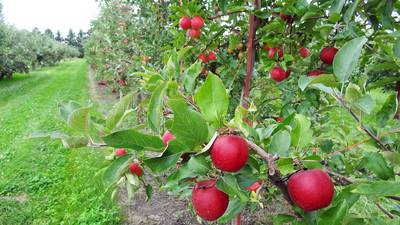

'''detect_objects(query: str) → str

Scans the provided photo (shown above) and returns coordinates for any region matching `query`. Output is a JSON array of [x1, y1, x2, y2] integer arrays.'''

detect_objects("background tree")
[[76, 29, 86, 58], [44, 28, 54, 39], [55, 30, 63, 42], [65, 29, 77, 48]]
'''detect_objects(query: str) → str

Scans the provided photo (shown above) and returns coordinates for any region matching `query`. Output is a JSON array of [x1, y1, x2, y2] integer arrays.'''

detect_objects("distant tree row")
[[43, 28, 87, 58]]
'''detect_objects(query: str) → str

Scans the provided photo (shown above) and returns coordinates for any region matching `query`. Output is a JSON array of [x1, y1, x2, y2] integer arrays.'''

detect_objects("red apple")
[[287, 169, 334, 211], [192, 180, 229, 221], [285, 69, 291, 78], [179, 16, 192, 30], [199, 53, 208, 63], [246, 181, 262, 192], [320, 47, 338, 65], [270, 66, 288, 82], [115, 148, 126, 156], [299, 47, 310, 58], [111, 88, 116, 93], [188, 29, 201, 39], [207, 51, 217, 61], [275, 117, 284, 122], [277, 48, 284, 58], [129, 163, 143, 177], [307, 69, 324, 77], [280, 13, 294, 23], [162, 130, 175, 146], [268, 48, 276, 59], [191, 16, 204, 30], [211, 135, 248, 172]]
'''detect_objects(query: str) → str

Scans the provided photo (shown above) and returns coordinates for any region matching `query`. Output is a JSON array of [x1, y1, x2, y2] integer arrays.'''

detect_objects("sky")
[[2, 0, 100, 36]]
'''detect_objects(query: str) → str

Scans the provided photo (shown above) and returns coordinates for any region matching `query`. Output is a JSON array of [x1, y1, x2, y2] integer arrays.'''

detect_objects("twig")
[[376, 203, 395, 219], [334, 92, 390, 151]]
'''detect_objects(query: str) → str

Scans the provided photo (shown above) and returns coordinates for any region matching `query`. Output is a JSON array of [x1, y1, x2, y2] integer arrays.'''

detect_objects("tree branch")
[[334, 92, 390, 151], [376, 203, 395, 219]]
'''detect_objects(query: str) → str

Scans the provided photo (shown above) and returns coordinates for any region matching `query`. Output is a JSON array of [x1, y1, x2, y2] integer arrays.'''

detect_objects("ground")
[[0, 60, 292, 225]]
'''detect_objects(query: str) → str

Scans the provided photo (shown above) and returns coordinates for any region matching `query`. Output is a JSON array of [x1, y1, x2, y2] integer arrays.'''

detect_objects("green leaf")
[[352, 181, 400, 196], [291, 114, 313, 149], [298, 74, 338, 91], [333, 37, 368, 83], [103, 129, 164, 152], [61, 136, 88, 148], [218, 198, 247, 224], [276, 158, 295, 175], [360, 152, 394, 180], [162, 53, 178, 79], [376, 93, 398, 127], [394, 38, 400, 59], [103, 154, 133, 189], [302, 156, 323, 169], [256, 125, 277, 141], [169, 98, 208, 149], [187, 155, 210, 174], [147, 82, 168, 133], [216, 174, 249, 202], [106, 92, 135, 131], [329, 0, 346, 15], [318, 201, 349, 225], [269, 130, 291, 157], [273, 214, 296, 225], [354, 94, 376, 114], [145, 184, 153, 201], [167, 164, 196, 183], [194, 74, 229, 128], [59, 101, 81, 121], [183, 61, 202, 93], [67, 107, 90, 133], [144, 153, 181, 173], [344, 0, 360, 24], [344, 83, 362, 104]]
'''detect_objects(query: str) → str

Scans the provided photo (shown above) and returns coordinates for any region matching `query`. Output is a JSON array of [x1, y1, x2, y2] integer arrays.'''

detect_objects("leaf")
[[169, 98, 209, 149], [67, 107, 90, 133], [106, 92, 135, 131], [376, 93, 398, 127], [194, 74, 229, 128], [61, 136, 88, 148], [59, 101, 81, 121], [343, 0, 360, 24], [103, 129, 164, 152], [302, 156, 323, 169], [344, 83, 362, 104], [394, 38, 400, 59], [329, 0, 346, 15], [217, 198, 247, 224], [318, 201, 349, 225], [273, 214, 296, 225], [147, 82, 168, 133], [298, 74, 338, 91], [360, 152, 394, 180], [162, 54, 178, 79], [352, 181, 400, 196], [354, 94, 376, 114], [145, 184, 153, 201], [103, 154, 133, 189], [256, 125, 277, 141], [269, 130, 291, 157], [183, 61, 202, 93], [144, 153, 181, 173], [333, 36, 368, 83], [216, 174, 249, 202], [187, 155, 210, 174], [291, 114, 313, 149]]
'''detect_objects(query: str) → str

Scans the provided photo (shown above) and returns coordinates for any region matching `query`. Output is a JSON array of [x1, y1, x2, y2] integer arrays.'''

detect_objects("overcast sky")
[[2, 0, 100, 35]]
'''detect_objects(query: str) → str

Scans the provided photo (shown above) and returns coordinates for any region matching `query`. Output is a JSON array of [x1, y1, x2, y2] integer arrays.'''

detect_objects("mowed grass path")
[[0, 60, 120, 225]]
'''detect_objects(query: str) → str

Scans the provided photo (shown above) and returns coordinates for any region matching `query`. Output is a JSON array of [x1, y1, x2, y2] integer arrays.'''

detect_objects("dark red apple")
[[280, 13, 294, 23], [199, 53, 208, 63], [268, 48, 276, 59], [319, 47, 338, 65], [307, 69, 324, 77], [188, 29, 201, 39], [115, 148, 126, 156], [275, 117, 284, 122], [191, 16, 204, 30], [207, 51, 217, 61], [179, 16, 192, 30], [299, 47, 310, 58], [162, 130, 175, 146], [277, 48, 284, 58], [192, 180, 229, 221], [129, 163, 143, 177], [287, 169, 334, 211], [211, 135, 248, 172], [270, 66, 288, 82]]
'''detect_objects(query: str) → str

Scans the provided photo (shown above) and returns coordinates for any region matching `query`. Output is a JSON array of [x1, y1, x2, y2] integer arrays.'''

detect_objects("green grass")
[[0, 60, 120, 225]]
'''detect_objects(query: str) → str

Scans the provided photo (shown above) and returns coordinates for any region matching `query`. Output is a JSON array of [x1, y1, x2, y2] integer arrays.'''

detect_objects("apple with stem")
[[211, 135, 248, 172]]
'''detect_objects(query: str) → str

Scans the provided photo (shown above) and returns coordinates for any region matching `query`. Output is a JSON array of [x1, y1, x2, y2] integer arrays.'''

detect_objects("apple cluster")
[[114, 148, 143, 177], [179, 16, 205, 39]]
